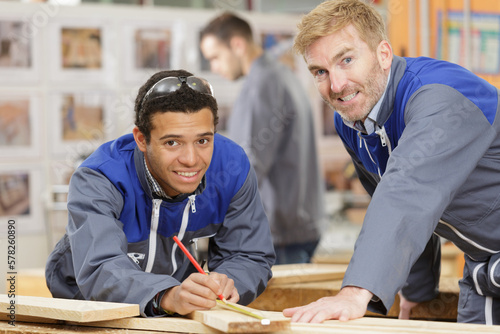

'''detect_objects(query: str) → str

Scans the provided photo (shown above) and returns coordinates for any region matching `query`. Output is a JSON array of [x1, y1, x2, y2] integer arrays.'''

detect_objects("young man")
[[200, 13, 325, 265], [283, 0, 500, 325], [45, 69, 275, 317]]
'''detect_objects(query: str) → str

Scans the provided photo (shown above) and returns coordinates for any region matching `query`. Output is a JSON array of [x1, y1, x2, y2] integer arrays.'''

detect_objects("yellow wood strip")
[[0, 295, 139, 323], [188, 307, 290, 333], [70, 316, 219, 334], [268, 264, 347, 286], [283, 318, 500, 334], [10, 314, 221, 334], [0, 321, 147, 334]]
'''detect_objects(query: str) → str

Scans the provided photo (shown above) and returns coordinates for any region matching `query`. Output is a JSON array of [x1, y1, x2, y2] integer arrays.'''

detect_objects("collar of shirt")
[[144, 157, 172, 200], [344, 69, 391, 134]]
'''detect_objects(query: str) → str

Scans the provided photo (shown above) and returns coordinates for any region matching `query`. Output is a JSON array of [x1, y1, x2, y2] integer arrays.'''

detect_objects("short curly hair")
[[134, 69, 219, 143]]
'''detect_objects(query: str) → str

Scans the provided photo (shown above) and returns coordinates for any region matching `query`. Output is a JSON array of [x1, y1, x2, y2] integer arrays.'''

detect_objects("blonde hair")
[[294, 0, 388, 56]]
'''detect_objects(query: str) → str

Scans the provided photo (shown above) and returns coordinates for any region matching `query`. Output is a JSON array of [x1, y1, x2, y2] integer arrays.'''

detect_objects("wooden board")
[[250, 277, 460, 321], [76, 316, 220, 334], [0, 295, 139, 323], [268, 264, 347, 286], [3, 316, 500, 334], [286, 317, 500, 334], [10, 303, 288, 334], [11, 308, 289, 334], [13, 314, 222, 334], [189, 305, 290, 333], [0, 321, 150, 334]]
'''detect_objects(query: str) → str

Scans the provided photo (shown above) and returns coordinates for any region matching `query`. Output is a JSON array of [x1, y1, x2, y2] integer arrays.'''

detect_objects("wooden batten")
[[0, 295, 139, 323]]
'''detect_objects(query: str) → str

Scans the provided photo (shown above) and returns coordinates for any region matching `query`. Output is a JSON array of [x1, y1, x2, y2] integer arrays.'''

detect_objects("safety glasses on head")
[[140, 76, 214, 110]]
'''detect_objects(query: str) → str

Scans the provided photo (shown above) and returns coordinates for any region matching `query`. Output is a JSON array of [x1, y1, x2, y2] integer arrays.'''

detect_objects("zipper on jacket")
[[145, 198, 162, 273], [375, 125, 392, 155], [171, 195, 197, 274], [192, 232, 217, 250], [190, 195, 196, 213]]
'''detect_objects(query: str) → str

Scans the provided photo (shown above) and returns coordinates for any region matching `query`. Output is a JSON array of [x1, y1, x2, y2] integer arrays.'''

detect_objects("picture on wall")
[[134, 28, 171, 70], [0, 171, 30, 217], [0, 20, 31, 68], [122, 21, 180, 84], [60, 93, 104, 141], [49, 19, 110, 83], [0, 166, 44, 234], [0, 94, 41, 158], [49, 90, 114, 158], [61, 27, 102, 69], [0, 98, 30, 146], [0, 16, 39, 83], [437, 11, 500, 74]]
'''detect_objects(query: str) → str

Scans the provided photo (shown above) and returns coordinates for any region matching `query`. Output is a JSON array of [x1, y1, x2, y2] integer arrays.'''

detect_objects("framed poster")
[[0, 165, 44, 235], [48, 19, 112, 83], [49, 90, 115, 158], [122, 20, 182, 84], [0, 17, 40, 84], [0, 94, 41, 159], [437, 11, 500, 74]]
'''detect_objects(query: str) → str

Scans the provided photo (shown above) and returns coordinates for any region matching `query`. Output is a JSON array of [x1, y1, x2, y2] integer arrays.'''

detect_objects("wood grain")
[[10, 314, 221, 334], [268, 264, 347, 286], [0, 321, 146, 334], [0, 295, 139, 323], [286, 317, 500, 334], [189, 306, 290, 333], [3, 316, 500, 334], [71, 316, 219, 334]]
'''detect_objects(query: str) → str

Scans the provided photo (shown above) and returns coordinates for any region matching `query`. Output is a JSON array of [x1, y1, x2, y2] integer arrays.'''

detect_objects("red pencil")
[[172, 236, 227, 303]]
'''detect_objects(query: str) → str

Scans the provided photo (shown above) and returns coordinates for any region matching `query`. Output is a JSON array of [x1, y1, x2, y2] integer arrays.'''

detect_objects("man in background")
[[200, 12, 325, 264]]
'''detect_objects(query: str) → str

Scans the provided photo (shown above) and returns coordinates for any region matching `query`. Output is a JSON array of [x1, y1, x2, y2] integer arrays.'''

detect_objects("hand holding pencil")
[[158, 236, 239, 315], [173, 236, 227, 303]]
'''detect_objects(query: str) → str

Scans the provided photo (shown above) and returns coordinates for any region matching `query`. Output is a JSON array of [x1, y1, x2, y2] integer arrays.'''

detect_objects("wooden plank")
[[10, 304, 287, 334], [3, 317, 500, 334], [268, 264, 347, 286], [250, 277, 460, 321], [188, 305, 290, 333], [0, 295, 139, 323], [73, 317, 219, 334], [0, 321, 148, 334], [286, 317, 500, 334], [11, 314, 222, 334]]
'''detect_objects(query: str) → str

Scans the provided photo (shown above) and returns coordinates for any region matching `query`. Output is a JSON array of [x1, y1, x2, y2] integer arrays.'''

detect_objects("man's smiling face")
[[134, 108, 214, 197], [305, 24, 390, 122]]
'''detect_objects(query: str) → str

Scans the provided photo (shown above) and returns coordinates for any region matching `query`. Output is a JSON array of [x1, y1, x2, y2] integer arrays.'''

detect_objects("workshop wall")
[[0, 0, 359, 279]]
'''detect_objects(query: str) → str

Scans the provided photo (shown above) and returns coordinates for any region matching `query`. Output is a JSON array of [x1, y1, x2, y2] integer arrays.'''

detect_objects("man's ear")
[[377, 40, 393, 71], [133, 127, 147, 153], [229, 36, 247, 57]]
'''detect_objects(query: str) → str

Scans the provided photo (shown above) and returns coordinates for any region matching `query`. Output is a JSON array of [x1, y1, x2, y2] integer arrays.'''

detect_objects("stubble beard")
[[325, 63, 387, 123]]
